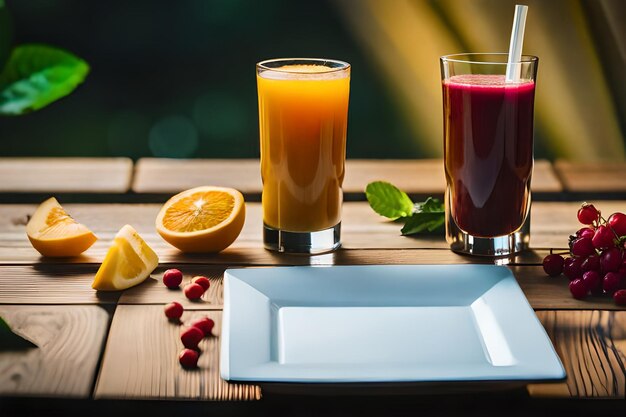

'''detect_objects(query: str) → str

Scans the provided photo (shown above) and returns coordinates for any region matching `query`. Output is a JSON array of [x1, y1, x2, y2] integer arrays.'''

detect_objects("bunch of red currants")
[[542, 203, 626, 305]]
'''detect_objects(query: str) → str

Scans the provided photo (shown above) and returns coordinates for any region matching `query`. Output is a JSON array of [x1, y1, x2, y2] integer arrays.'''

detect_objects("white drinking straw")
[[505, 4, 528, 82]]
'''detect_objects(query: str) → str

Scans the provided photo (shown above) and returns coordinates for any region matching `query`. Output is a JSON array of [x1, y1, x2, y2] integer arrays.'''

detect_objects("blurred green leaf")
[[0, 0, 12, 72], [0, 315, 37, 350], [0, 44, 89, 115]]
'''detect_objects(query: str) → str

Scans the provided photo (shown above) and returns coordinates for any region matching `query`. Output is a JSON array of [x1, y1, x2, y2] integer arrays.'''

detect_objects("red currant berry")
[[191, 276, 211, 291], [569, 278, 588, 299], [164, 301, 183, 319], [179, 348, 199, 368], [576, 227, 595, 239], [614, 289, 626, 306], [563, 257, 583, 280], [571, 237, 595, 257], [603, 272, 622, 294], [190, 317, 215, 337], [600, 247, 622, 273], [183, 283, 205, 300], [163, 269, 183, 289], [542, 254, 564, 277], [582, 270, 601, 292], [581, 254, 600, 272], [608, 213, 626, 237], [592, 225, 615, 249], [577, 204, 599, 225], [180, 326, 204, 349]]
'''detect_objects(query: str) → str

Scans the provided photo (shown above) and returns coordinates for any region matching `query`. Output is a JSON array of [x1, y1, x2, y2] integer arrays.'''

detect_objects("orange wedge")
[[26, 197, 97, 257], [92, 224, 159, 291], [155, 186, 245, 253]]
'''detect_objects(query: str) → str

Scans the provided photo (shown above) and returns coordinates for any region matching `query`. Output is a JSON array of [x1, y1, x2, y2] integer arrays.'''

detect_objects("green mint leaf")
[[0, 44, 89, 115], [365, 181, 414, 220], [401, 212, 445, 235], [0, 0, 12, 73], [401, 197, 445, 235], [414, 196, 444, 213], [0, 315, 37, 350]]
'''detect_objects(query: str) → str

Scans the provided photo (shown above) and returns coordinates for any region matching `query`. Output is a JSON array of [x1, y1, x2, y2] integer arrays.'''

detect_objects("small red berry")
[[180, 326, 204, 349], [581, 254, 600, 272], [164, 301, 183, 319], [577, 204, 599, 225], [184, 283, 205, 300], [571, 237, 595, 257], [614, 289, 626, 306], [600, 248, 622, 273], [190, 317, 215, 337], [563, 257, 583, 280], [191, 276, 211, 291], [582, 270, 601, 292], [569, 278, 588, 299], [179, 348, 199, 368], [608, 213, 626, 237], [576, 227, 595, 239], [163, 269, 183, 288], [603, 272, 622, 294], [542, 254, 564, 277], [592, 225, 615, 249]]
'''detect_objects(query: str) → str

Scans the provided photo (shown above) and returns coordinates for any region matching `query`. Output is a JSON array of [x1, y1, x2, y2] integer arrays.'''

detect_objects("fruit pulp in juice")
[[443, 74, 535, 237], [258, 65, 350, 232]]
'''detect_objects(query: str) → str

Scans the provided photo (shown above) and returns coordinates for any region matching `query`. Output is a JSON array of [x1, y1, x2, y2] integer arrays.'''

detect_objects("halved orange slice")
[[155, 186, 245, 253], [26, 197, 97, 257]]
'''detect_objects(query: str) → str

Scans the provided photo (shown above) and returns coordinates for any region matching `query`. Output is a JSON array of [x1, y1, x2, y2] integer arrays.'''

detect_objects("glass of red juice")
[[440, 53, 538, 256]]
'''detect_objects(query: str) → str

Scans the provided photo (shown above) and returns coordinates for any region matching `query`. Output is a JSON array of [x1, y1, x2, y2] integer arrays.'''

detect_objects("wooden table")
[[0, 158, 625, 415]]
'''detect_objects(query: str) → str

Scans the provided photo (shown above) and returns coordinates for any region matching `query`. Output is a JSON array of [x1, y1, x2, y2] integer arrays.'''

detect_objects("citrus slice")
[[26, 197, 97, 257], [155, 186, 245, 253], [92, 224, 159, 291]]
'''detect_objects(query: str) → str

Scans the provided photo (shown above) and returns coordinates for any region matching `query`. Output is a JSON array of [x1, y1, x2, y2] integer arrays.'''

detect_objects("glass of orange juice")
[[256, 58, 351, 253]]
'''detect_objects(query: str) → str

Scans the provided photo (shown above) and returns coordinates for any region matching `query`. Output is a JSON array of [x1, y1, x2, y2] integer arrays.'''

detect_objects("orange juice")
[[257, 61, 350, 232]]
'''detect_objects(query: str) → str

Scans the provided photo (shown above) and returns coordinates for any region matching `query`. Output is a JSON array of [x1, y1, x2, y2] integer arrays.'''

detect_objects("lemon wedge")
[[92, 224, 159, 291], [155, 186, 245, 253], [26, 197, 97, 257]]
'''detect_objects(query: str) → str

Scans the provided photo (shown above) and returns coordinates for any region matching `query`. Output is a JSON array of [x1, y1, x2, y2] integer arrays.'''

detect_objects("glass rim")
[[440, 53, 538, 65], [257, 58, 351, 74]]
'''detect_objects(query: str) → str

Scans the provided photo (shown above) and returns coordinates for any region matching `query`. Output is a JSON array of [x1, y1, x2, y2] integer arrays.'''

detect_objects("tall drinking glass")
[[257, 58, 350, 254], [440, 53, 538, 256]]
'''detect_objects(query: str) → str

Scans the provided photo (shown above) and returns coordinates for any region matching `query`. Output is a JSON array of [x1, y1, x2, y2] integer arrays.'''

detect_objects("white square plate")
[[220, 265, 565, 383]]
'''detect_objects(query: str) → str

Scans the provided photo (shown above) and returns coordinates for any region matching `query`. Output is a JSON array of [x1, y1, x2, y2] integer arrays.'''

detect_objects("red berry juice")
[[443, 74, 535, 237]]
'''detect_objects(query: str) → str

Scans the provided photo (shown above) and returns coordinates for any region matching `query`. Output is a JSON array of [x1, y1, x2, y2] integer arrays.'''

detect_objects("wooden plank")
[[0, 157, 133, 194], [118, 265, 625, 311], [554, 160, 626, 193], [94, 305, 261, 400], [532, 160, 564, 194], [0, 305, 109, 397], [0, 201, 591, 264], [529, 310, 626, 399], [132, 158, 562, 196], [132, 158, 262, 195], [0, 265, 118, 305], [343, 159, 444, 195]]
